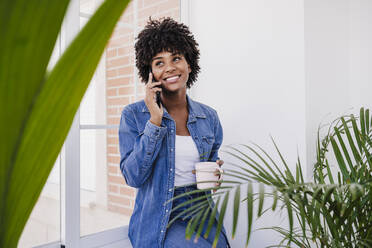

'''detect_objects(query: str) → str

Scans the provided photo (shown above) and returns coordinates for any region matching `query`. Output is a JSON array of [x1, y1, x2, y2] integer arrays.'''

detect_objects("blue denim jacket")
[[119, 94, 225, 248]]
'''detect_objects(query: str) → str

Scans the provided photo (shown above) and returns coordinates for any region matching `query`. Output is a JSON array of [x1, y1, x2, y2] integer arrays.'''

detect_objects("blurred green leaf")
[[0, 0, 130, 246], [246, 183, 253, 247], [257, 183, 264, 217], [212, 192, 229, 248], [232, 185, 240, 239]]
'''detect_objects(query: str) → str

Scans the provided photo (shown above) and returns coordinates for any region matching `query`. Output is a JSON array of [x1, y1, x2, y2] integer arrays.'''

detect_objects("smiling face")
[[150, 51, 191, 93]]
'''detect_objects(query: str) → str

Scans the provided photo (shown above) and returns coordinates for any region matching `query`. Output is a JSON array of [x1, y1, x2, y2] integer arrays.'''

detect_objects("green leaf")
[[360, 107, 366, 137], [341, 117, 363, 167], [338, 171, 342, 184], [349, 183, 364, 201], [241, 144, 285, 185], [317, 167, 325, 184], [330, 135, 351, 182], [185, 209, 203, 240], [365, 108, 370, 134], [270, 136, 295, 183], [257, 183, 265, 217], [246, 183, 253, 247], [168, 200, 209, 228], [325, 160, 335, 184], [250, 143, 289, 184], [334, 126, 356, 180], [272, 187, 278, 211], [212, 192, 229, 248], [232, 185, 240, 239], [194, 206, 210, 243], [0, 0, 71, 242], [204, 197, 220, 239], [225, 146, 278, 185], [351, 115, 363, 155], [0, 0, 130, 246], [322, 185, 336, 207], [296, 164, 300, 183], [297, 156, 305, 184], [284, 193, 293, 244]]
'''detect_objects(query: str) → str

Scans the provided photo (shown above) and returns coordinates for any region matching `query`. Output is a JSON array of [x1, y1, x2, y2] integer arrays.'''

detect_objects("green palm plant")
[[171, 107, 372, 248], [0, 0, 130, 246]]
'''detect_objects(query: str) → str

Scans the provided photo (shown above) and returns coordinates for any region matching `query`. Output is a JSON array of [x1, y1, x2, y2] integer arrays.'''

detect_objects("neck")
[[161, 90, 188, 113]]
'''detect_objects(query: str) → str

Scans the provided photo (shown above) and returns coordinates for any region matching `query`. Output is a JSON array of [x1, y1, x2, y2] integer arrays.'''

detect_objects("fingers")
[[214, 168, 224, 178], [147, 72, 153, 83], [148, 71, 153, 84], [213, 181, 221, 193], [216, 159, 224, 167], [213, 167, 223, 193], [146, 73, 162, 98], [192, 169, 196, 174], [147, 72, 161, 87]]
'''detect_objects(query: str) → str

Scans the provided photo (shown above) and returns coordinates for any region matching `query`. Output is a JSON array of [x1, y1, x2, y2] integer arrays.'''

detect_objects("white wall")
[[189, 0, 306, 246], [188, 0, 372, 247], [349, 0, 372, 110], [305, 0, 372, 177]]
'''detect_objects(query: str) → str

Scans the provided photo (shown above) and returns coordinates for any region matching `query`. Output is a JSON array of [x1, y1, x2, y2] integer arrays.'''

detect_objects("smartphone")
[[150, 68, 162, 107]]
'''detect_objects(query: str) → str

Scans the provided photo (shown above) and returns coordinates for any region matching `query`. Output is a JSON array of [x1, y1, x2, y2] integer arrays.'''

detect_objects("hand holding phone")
[[145, 71, 163, 126], [149, 69, 162, 107]]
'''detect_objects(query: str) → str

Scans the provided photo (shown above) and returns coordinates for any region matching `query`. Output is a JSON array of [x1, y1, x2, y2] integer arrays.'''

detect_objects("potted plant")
[[173, 107, 372, 248]]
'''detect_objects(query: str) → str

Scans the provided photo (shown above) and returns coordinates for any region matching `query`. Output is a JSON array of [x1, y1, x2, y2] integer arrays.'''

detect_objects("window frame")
[[34, 0, 188, 247]]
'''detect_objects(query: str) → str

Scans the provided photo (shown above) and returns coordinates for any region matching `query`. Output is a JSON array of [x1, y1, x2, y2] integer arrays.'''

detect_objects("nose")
[[165, 63, 176, 73]]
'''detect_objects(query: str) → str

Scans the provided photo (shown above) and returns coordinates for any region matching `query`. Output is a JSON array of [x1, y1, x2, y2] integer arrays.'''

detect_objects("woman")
[[119, 17, 230, 248]]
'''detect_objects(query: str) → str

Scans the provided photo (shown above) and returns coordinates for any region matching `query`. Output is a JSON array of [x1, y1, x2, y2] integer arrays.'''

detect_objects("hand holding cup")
[[193, 160, 224, 192]]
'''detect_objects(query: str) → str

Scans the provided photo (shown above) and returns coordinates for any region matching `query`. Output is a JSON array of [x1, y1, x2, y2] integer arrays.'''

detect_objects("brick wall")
[[106, 0, 180, 217]]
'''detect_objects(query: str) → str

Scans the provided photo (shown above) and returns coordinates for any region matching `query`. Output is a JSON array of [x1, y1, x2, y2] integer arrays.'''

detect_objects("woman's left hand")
[[213, 160, 224, 193]]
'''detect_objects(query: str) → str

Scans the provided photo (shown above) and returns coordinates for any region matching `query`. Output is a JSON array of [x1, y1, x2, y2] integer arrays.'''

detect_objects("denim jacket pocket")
[[202, 135, 215, 144], [201, 135, 215, 161]]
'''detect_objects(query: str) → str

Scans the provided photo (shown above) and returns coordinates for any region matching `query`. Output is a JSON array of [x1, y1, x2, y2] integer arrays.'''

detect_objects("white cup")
[[195, 162, 222, 190]]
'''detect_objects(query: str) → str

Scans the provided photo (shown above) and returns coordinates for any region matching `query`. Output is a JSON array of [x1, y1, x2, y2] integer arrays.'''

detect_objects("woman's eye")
[[155, 61, 163, 66], [174, 57, 181, 62]]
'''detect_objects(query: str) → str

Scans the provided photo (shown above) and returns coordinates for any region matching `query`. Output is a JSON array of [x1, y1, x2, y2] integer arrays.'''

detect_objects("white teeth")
[[166, 76, 179, 81], [165, 75, 180, 82]]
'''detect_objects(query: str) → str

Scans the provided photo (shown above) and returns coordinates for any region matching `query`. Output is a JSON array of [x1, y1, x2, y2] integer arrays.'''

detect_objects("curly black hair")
[[135, 17, 200, 88]]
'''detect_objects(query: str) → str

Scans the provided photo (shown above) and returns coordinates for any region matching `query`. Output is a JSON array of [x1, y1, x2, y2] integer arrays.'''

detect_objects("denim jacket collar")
[[141, 94, 207, 122]]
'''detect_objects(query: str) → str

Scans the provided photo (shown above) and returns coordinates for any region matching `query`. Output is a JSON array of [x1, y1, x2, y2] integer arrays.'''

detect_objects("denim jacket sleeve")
[[118, 107, 167, 188], [209, 110, 223, 162]]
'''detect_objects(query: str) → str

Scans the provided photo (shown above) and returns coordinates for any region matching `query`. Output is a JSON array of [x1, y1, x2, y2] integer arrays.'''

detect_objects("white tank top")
[[174, 135, 200, 186]]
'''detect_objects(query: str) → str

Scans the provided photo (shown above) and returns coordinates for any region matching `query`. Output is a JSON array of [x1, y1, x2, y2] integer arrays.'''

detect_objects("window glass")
[[18, 157, 61, 247], [80, 129, 133, 236]]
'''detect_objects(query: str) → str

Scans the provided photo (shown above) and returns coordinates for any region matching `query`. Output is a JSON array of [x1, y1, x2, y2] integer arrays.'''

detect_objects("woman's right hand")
[[144, 72, 163, 126]]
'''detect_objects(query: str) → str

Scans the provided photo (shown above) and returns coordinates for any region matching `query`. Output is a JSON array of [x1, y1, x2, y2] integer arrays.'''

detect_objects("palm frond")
[[173, 107, 372, 247]]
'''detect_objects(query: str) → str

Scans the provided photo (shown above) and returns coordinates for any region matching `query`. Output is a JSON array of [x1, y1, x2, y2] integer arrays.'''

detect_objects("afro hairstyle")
[[135, 17, 200, 88]]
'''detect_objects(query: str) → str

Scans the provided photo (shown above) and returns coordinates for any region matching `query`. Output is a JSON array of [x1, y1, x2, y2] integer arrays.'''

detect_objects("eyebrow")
[[152, 53, 181, 61]]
